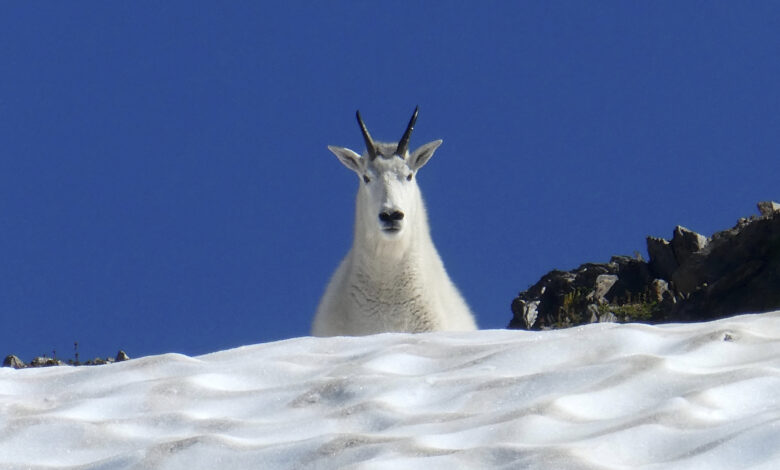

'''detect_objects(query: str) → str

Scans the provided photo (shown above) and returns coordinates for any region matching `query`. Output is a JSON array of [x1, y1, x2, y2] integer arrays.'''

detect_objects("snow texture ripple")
[[1, 312, 779, 469]]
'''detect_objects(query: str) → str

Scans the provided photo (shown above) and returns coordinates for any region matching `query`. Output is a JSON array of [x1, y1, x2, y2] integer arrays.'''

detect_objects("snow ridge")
[[1, 313, 780, 469]]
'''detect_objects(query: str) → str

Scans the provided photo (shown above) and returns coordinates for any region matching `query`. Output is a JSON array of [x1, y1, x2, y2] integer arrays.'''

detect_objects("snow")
[[2, 313, 780, 470]]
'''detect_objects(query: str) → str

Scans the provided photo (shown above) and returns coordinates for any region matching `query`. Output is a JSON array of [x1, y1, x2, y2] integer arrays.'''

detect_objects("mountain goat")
[[312, 107, 477, 336]]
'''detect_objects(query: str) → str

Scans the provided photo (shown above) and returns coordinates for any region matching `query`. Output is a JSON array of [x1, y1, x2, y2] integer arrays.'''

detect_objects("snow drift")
[[1, 312, 779, 469]]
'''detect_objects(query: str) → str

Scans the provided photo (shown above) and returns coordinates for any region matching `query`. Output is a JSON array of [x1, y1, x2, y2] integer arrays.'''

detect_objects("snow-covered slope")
[[2, 313, 779, 470]]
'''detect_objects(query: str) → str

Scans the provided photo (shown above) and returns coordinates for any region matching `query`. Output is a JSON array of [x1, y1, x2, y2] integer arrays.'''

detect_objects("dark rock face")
[[670, 226, 708, 267], [509, 201, 780, 330], [647, 237, 677, 281], [672, 212, 780, 321]]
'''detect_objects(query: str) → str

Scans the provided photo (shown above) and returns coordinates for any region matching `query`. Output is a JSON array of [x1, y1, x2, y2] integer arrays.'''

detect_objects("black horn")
[[396, 106, 419, 157], [356, 110, 378, 160]]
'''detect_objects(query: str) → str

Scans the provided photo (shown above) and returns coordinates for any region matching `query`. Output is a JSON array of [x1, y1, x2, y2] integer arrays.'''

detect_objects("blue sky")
[[2, 2, 778, 361]]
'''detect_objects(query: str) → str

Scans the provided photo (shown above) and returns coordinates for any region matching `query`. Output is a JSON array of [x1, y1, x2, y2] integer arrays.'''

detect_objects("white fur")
[[312, 119, 477, 336]]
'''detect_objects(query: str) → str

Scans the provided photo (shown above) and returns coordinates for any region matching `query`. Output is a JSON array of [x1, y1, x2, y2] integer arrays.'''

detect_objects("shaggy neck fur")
[[346, 187, 440, 332]]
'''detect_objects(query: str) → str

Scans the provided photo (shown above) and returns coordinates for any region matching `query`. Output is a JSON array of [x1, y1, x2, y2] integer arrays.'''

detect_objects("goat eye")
[[406, 174, 413, 181], [363, 175, 371, 184]]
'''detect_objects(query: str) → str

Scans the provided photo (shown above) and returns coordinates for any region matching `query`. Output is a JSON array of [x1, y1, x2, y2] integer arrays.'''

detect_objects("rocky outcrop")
[[3, 355, 25, 369], [30, 357, 64, 367], [2, 350, 131, 368], [509, 201, 780, 330], [758, 201, 780, 216]]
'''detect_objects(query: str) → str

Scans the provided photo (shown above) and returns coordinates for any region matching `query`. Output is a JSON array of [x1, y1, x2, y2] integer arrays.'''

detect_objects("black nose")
[[379, 211, 404, 222]]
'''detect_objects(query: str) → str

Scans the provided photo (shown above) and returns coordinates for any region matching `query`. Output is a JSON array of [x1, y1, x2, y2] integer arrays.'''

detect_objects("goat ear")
[[328, 146, 363, 173], [409, 140, 442, 171]]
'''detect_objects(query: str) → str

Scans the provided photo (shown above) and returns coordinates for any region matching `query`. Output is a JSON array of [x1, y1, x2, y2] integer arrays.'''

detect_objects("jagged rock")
[[668, 226, 710, 294], [650, 279, 672, 303], [3, 351, 131, 368], [30, 357, 63, 367], [3, 355, 25, 369], [572, 263, 614, 287], [86, 357, 109, 366], [591, 275, 618, 303], [647, 236, 678, 280], [671, 212, 780, 321], [510, 270, 574, 329], [508, 299, 539, 329], [509, 202, 780, 330], [757, 201, 780, 216], [603, 256, 654, 304], [510, 263, 625, 329], [670, 226, 708, 267]]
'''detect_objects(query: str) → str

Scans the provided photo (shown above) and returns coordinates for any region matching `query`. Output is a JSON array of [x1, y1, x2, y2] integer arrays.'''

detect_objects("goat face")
[[361, 147, 419, 238], [328, 109, 442, 241], [329, 141, 442, 239]]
